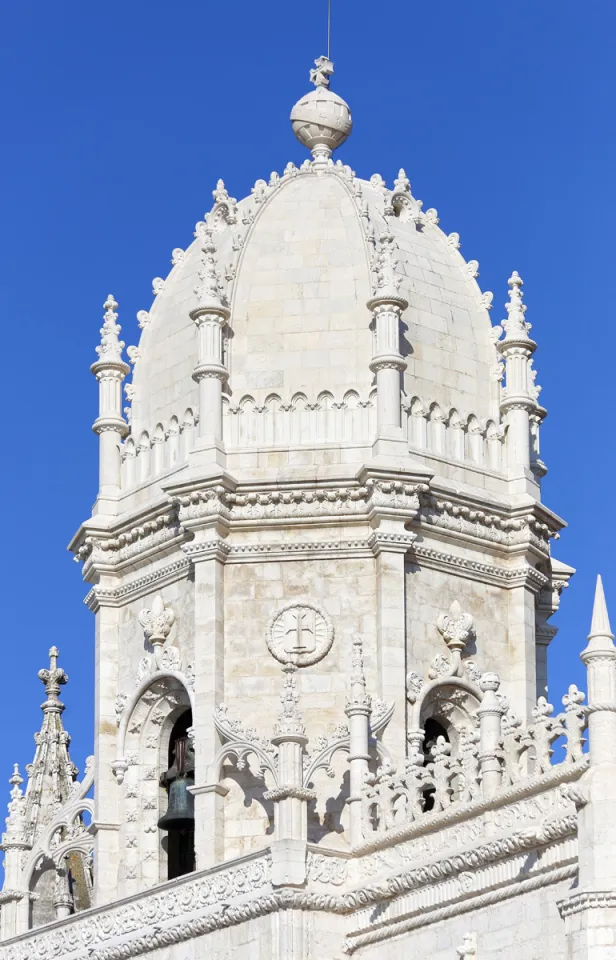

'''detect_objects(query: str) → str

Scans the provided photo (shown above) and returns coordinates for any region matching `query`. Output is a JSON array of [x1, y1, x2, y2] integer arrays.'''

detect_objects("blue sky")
[[0, 0, 614, 787]]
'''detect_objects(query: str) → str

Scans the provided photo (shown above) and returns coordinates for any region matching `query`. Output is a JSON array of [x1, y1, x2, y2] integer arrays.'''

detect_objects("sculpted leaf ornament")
[[138, 595, 175, 667]]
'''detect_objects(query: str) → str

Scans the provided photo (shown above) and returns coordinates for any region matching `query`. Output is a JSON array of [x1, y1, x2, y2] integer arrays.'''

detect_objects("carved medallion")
[[266, 602, 333, 667]]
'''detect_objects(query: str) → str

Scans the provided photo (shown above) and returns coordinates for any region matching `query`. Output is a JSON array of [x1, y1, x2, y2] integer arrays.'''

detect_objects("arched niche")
[[117, 674, 193, 895]]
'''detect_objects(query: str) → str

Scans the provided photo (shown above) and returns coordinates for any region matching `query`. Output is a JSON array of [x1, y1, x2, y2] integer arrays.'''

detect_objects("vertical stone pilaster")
[[92, 592, 122, 906], [369, 526, 411, 764], [506, 580, 538, 723], [187, 539, 227, 869]]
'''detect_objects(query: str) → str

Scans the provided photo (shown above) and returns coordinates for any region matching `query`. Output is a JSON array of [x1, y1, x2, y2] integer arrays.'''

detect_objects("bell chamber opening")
[[159, 709, 195, 881]]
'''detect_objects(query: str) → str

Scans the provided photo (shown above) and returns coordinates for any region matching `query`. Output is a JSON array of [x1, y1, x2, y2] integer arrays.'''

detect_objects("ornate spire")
[[18, 648, 76, 843], [94, 295, 126, 366], [502, 272, 533, 343], [584, 575, 614, 657], [191, 227, 228, 316]]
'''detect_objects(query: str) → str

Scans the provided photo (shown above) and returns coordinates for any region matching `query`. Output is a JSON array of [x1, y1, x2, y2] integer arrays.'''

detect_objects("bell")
[[157, 775, 195, 831]]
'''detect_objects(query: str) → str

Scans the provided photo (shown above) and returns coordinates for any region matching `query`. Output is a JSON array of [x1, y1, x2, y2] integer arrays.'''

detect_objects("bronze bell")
[[158, 736, 195, 832], [157, 774, 195, 831]]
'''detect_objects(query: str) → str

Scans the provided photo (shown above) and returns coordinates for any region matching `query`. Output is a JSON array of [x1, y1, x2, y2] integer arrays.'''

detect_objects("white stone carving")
[[266, 602, 333, 667]]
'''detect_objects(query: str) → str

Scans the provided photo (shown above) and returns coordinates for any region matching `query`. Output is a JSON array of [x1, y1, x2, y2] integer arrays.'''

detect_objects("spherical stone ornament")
[[266, 602, 334, 667], [291, 87, 352, 157], [290, 56, 352, 160]]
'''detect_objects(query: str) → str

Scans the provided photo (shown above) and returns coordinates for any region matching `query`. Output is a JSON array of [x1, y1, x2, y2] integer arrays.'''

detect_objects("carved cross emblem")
[[283, 607, 316, 654]]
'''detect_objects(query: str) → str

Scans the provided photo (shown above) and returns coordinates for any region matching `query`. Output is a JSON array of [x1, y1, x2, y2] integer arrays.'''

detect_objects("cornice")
[[412, 543, 549, 592], [558, 889, 616, 918], [84, 557, 191, 610]]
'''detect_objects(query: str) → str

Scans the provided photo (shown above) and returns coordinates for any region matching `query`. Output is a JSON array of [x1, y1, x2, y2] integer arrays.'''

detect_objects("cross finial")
[[310, 55, 334, 88], [38, 646, 68, 706]]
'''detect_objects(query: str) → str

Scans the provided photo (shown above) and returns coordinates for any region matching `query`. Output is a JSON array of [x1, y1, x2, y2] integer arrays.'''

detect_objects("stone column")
[[367, 232, 407, 446], [497, 273, 536, 483], [559, 576, 616, 958], [91, 589, 122, 906], [266, 670, 313, 887], [477, 673, 504, 798], [91, 296, 129, 516], [190, 228, 229, 451], [345, 638, 371, 846]]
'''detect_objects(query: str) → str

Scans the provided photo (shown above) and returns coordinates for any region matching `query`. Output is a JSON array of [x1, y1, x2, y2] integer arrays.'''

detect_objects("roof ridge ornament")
[[290, 57, 352, 166]]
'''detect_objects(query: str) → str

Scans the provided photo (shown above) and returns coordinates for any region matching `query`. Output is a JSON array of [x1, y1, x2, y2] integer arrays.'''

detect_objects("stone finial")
[[138, 595, 175, 654], [192, 227, 227, 314], [589, 574, 613, 640], [212, 178, 230, 204], [393, 168, 411, 195], [502, 271, 532, 341], [346, 637, 371, 713], [38, 646, 68, 707], [372, 231, 402, 299], [94, 295, 125, 365], [2, 764, 27, 845], [582, 575, 615, 661], [310, 55, 334, 88], [290, 57, 352, 162], [274, 670, 306, 738], [437, 601, 474, 653], [457, 932, 477, 959]]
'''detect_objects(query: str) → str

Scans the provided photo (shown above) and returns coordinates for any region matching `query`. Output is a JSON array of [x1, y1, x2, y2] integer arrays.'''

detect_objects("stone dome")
[[131, 168, 497, 446]]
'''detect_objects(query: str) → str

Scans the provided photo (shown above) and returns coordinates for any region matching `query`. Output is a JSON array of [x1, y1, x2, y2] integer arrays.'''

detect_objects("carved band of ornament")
[[586, 702, 616, 713], [425, 497, 554, 542], [263, 785, 317, 802], [500, 397, 537, 413], [367, 531, 417, 555], [181, 539, 232, 561], [192, 363, 229, 382], [343, 864, 577, 954], [92, 417, 129, 437], [369, 356, 407, 372], [411, 544, 549, 591], [84, 558, 190, 609], [558, 890, 616, 918], [93, 365, 128, 381]]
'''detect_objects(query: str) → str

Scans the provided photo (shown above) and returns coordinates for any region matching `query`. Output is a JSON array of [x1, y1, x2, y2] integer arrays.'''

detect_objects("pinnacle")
[[589, 574, 614, 640]]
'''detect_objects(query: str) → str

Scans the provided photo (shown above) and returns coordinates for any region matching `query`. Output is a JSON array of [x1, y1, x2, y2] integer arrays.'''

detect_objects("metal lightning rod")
[[327, 0, 331, 60]]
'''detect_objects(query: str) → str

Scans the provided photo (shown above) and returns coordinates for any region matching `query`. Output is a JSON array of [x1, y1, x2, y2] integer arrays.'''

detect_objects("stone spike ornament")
[[95, 294, 126, 365], [192, 227, 228, 313], [290, 56, 352, 164], [502, 271, 534, 343], [587, 574, 613, 644]]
